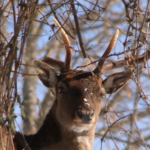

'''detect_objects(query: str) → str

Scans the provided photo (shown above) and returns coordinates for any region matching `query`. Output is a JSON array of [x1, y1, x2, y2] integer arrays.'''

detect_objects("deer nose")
[[76, 105, 94, 122]]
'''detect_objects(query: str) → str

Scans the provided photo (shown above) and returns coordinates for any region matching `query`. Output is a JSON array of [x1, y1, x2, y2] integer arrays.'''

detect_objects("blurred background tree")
[[0, 0, 150, 149]]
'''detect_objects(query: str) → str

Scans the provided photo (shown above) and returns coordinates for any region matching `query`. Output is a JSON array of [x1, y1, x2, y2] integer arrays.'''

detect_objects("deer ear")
[[102, 70, 132, 94], [34, 59, 58, 88]]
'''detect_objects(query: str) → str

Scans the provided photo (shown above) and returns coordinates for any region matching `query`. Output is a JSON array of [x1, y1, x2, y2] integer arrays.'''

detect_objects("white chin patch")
[[70, 124, 93, 133]]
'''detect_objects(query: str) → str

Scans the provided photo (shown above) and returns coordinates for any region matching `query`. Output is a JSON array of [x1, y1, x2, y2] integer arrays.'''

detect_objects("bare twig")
[[70, 0, 87, 58]]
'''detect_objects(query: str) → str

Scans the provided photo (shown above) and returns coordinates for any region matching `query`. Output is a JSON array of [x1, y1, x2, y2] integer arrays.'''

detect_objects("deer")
[[10, 19, 150, 150]]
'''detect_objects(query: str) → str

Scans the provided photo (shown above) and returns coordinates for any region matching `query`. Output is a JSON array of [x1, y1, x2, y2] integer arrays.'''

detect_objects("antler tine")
[[93, 29, 119, 74], [53, 19, 72, 71]]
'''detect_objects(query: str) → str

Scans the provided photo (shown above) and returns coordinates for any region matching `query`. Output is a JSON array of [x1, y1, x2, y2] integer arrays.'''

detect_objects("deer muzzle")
[[75, 104, 94, 123]]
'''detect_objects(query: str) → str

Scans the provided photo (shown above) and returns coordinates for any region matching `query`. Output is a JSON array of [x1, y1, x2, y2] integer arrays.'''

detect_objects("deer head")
[[34, 19, 132, 135]]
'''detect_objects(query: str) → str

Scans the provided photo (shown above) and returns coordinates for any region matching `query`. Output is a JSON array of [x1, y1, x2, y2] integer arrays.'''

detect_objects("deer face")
[[55, 73, 105, 132], [34, 19, 131, 134]]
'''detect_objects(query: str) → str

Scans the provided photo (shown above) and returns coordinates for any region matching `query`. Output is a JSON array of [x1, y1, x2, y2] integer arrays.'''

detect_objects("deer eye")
[[99, 92, 105, 99], [58, 87, 66, 93]]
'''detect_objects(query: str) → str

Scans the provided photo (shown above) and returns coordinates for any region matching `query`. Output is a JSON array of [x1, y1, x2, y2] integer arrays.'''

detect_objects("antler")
[[40, 19, 72, 72], [53, 19, 72, 71], [93, 29, 119, 74]]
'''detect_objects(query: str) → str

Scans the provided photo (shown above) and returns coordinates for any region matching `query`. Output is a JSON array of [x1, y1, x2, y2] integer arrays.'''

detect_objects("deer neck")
[[36, 100, 62, 144], [59, 127, 95, 150]]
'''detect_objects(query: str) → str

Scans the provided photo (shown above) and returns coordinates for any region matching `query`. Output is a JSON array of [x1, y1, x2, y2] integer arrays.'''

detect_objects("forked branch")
[[102, 50, 150, 72]]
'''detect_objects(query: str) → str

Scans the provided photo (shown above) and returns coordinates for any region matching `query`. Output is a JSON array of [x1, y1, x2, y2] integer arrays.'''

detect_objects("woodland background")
[[0, 0, 150, 150]]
